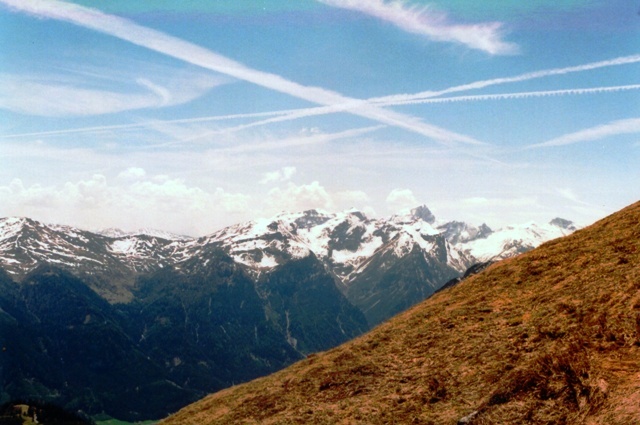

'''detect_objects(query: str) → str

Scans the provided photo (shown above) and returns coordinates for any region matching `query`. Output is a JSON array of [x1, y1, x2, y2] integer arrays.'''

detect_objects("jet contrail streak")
[[0, 110, 297, 139], [528, 117, 640, 149], [0, 0, 483, 147], [3, 84, 637, 141], [369, 54, 640, 104], [373, 84, 640, 106]]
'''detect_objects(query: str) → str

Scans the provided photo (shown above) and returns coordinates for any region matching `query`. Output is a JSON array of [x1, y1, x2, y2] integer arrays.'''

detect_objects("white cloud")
[[260, 182, 374, 217], [265, 181, 335, 213], [117, 167, 146, 180], [0, 174, 250, 236], [260, 167, 297, 185], [385, 188, 418, 211], [318, 0, 517, 55], [0, 173, 380, 234], [0, 179, 59, 209], [528, 118, 640, 149], [0, 72, 225, 117]]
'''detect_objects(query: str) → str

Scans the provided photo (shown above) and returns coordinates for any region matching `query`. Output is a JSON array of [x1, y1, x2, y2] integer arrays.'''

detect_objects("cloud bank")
[[0, 170, 377, 236], [385, 188, 418, 211], [260, 167, 297, 184]]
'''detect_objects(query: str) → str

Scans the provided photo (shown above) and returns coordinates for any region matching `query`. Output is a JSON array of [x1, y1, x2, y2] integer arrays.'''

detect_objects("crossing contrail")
[[3, 84, 638, 141], [373, 84, 640, 107], [369, 54, 640, 104], [0, 0, 483, 147]]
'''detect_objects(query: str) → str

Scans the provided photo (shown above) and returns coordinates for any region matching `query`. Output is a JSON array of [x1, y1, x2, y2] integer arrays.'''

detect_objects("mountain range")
[[0, 206, 575, 324], [0, 206, 575, 420], [161, 201, 640, 425]]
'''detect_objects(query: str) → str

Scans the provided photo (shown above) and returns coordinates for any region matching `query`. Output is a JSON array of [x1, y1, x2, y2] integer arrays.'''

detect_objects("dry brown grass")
[[161, 201, 640, 425]]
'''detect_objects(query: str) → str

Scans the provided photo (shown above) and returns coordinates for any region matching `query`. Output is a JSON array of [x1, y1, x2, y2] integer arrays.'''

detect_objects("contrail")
[[0, 0, 483, 147], [179, 103, 400, 144], [370, 54, 640, 104], [0, 110, 298, 139], [527, 117, 640, 149], [182, 65, 640, 142], [185, 83, 640, 142], [4, 84, 638, 141], [374, 84, 640, 107]]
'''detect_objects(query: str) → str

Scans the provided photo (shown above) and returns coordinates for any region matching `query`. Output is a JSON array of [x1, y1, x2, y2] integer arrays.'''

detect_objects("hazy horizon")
[[1, 0, 638, 235]]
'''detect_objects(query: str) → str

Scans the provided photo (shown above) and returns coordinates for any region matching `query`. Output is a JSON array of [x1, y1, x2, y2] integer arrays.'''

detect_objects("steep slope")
[[0, 266, 195, 420], [161, 200, 640, 425], [202, 207, 575, 325], [258, 254, 369, 354], [123, 250, 303, 393], [346, 232, 458, 325], [0, 248, 366, 420], [0, 208, 577, 420]]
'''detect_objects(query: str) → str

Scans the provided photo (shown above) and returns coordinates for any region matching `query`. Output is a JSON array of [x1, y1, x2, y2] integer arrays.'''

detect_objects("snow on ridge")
[[109, 239, 141, 256], [0, 217, 28, 241], [0, 208, 578, 283], [203, 215, 313, 271], [390, 205, 436, 225], [459, 221, 574, 262], [330, 234, 383, 265]]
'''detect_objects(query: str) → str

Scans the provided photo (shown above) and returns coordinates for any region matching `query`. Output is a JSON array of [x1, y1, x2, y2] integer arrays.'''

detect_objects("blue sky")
[[0, 0, 638, 235]]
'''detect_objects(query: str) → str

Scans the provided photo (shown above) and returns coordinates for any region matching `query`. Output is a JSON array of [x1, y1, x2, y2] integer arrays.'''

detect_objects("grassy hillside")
[[161, 201, 640, 424]]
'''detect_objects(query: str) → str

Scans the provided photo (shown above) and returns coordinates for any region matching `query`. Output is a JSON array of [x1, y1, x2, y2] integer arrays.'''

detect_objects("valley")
[[0, 205, 574, 420]]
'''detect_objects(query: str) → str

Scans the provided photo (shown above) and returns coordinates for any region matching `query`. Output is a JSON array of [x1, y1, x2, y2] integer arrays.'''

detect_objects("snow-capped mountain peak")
[[0, 217, 30, 241], [390, 204, 436, 225], [456, 219, 576, 264], [437, 221, 493, 245], [0, 208, 578, 304], [202, 215, 312, 273]]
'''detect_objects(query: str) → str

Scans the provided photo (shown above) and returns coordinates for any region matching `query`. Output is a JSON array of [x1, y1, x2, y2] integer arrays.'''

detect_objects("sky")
[[0, 0, 638, 236]]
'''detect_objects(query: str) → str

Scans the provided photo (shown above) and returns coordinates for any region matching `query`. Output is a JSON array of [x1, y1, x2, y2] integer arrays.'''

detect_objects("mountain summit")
[[161, 201, 640, 425]]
